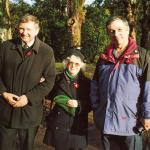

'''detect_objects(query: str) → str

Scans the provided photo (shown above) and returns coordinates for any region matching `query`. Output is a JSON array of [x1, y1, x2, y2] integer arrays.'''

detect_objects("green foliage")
[[55, 62, 64, 74], [31, 0, 69, 60], [2, 0, 150, 62], [82, 3, 110, 63]]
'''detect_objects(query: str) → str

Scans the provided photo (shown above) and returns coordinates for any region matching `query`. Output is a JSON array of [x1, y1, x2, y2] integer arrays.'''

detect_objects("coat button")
[[56, 127, 59, 130], [66, 128, 70, 132], [58, 111, 60, 115]]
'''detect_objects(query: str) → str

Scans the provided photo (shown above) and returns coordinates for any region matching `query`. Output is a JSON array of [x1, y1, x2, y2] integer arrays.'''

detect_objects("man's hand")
[[141, 119, 150, 131], [67, 99, 78, 108], [2, 92, 19, 106], [13, 95, 28, 108]]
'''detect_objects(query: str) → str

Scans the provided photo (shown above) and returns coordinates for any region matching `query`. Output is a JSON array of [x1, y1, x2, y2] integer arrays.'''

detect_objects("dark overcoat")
[[43, 72, 91, 150], [0, 37, 56, 128]]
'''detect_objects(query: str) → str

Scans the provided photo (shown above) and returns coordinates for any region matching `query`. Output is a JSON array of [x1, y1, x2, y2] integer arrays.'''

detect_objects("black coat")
[[43, 72, 91, 150], [0, 37, 56, 128]]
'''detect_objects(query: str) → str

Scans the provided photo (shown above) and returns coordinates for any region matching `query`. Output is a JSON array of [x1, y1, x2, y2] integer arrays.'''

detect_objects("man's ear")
[[35, 28, 40, 36]]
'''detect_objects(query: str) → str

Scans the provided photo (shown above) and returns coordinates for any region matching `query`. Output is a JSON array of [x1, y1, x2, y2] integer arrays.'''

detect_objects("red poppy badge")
[[73, 82, 79, 89], [26, 51, 32, 56]]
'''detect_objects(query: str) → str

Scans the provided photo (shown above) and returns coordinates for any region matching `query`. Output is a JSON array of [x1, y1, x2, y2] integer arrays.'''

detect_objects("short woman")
[[43, 49, 91, 150]]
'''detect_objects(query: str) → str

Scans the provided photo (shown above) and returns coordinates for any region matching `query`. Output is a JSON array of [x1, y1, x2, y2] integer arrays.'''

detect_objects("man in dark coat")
[[0, 14, 56, 150]]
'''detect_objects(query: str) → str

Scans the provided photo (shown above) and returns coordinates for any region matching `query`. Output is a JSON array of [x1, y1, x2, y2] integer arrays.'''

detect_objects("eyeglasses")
[[68, 61, 81, 67]]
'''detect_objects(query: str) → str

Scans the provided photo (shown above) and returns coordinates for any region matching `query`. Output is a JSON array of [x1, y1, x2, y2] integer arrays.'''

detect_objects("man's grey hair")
[[106, 16, 130, 32], [18, 14, 40, 30]]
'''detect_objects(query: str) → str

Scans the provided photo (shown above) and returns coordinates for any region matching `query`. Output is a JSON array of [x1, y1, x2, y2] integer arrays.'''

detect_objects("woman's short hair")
[[63, 55, 86, 71]]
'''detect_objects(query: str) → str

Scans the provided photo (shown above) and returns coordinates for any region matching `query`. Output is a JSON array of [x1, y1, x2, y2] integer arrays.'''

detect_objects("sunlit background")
[[11, 0, 94, 5]]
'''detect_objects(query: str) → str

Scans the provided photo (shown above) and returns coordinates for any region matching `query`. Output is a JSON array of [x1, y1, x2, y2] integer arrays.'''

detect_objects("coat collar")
[[11, 37, 41, 54], [100, 37, 138, 63], [100, 37, 139, 73], [31, 37, 41, 53]]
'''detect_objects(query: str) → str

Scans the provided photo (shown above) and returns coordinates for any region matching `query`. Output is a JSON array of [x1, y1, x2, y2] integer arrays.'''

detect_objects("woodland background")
[[0, 0, 150, 63]]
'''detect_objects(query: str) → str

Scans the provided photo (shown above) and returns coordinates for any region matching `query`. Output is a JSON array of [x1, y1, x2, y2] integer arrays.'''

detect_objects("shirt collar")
[[22, 39, 35, 48], [12, 37, 40, 54]]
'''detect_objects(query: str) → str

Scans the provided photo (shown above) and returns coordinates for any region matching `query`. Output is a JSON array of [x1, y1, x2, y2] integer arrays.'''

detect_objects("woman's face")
[[67, 55, 83, 76]]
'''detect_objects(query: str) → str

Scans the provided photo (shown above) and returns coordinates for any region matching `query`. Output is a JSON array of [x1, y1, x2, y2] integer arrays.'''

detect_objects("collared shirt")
[[21, 39, 35, 48]]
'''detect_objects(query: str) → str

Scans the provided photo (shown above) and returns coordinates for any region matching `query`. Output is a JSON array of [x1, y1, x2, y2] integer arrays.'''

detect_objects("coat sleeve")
[[141, 50, 150, 119], [90, 61, 100, 111], [0, 43, 7, 94], [26, 50, 56, 105]]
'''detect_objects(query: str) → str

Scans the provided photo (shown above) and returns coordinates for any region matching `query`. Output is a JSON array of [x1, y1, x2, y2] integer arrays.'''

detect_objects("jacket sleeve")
[[0, 43, 7, 94], [26, 50, 56, 105], [90, 61, 100, 111], [141, 50, 150, 119]]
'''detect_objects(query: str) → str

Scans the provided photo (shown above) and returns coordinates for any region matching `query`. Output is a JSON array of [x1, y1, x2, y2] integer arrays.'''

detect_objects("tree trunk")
[[67, 0, 86, 48], [2, 0, 12, 40], [123, 0, 139, 40], [140, 1, 150, 49]]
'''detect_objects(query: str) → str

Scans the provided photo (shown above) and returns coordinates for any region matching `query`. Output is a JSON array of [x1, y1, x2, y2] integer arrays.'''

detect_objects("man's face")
[[107, 19, 129, 47], [18, 21, 39, 44]]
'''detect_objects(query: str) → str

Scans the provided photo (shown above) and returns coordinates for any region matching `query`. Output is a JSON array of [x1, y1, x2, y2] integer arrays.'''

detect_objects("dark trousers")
[[0, 125, 38, 150], [102, 134, 143, 150]]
